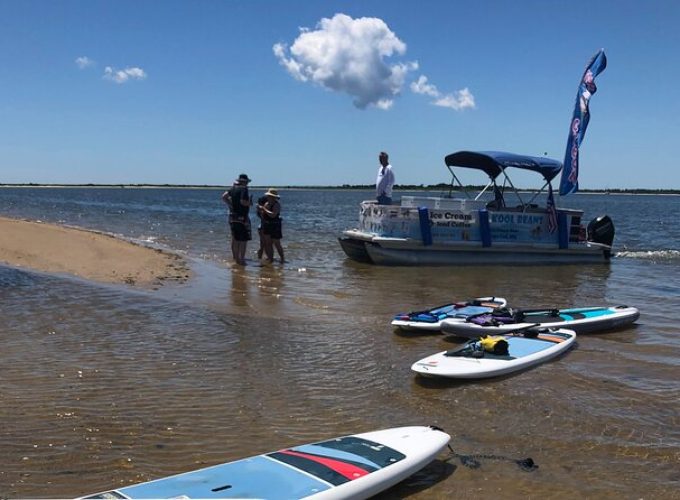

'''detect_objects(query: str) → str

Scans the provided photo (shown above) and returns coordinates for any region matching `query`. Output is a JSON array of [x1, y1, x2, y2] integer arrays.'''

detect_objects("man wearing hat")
[[258, 188, 284, 263], [222, 173, 252, 265]]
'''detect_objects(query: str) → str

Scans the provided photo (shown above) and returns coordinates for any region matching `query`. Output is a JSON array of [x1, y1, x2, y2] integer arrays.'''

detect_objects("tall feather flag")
[[559, 50, 607, 196], [547, 183, 558, 233]]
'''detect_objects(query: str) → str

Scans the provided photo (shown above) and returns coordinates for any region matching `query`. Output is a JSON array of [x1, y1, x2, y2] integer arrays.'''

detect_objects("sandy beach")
[[0, 216, 191, 288]]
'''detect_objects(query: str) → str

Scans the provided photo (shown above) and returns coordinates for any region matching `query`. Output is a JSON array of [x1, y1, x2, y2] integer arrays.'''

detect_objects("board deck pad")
[[267, 436, 405, 486]]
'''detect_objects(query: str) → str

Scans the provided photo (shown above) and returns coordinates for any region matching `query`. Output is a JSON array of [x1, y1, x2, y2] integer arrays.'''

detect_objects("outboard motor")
[[587, 215, 615, 258]]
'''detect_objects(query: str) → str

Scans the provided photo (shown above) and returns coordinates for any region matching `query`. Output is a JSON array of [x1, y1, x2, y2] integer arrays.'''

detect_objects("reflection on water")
[[229, 266, 250, 309], [1, 189, 679, 498]]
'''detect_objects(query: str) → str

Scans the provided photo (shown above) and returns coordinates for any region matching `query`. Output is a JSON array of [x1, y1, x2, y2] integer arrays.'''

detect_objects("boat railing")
[[400, 195, 487, 211]]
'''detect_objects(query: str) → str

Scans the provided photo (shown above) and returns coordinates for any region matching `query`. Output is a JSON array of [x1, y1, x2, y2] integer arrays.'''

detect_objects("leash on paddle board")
[[444, 443, 538, 472], [430, 427, 537, 472]]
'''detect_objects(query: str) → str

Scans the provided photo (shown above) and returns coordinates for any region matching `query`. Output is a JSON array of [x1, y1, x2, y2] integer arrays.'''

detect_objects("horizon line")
[[1, 183, 678, 194]]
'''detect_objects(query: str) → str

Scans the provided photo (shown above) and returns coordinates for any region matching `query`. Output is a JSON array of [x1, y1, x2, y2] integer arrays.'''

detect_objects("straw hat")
[[264, 188, 280, 198]]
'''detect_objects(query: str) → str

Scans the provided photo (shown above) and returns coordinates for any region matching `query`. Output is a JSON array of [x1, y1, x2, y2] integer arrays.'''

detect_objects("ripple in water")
[[616, 249, 680, 261]]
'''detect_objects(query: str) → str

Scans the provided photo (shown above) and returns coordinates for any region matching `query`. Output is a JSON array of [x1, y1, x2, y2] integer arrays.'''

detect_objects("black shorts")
[[263, 220, 282, 239], [230, 221, 251, 242]]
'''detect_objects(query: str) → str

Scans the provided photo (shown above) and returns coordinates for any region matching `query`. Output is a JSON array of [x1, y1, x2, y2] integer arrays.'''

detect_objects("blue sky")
[[1, 0, 679, 189]]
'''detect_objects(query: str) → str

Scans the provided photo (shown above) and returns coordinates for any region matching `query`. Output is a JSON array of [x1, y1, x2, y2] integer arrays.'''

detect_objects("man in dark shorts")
[[222, 173, 252, 265]]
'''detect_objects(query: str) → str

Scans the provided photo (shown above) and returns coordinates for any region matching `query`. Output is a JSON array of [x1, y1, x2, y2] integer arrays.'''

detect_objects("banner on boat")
[[559, 49, 607, 196], [359, 204, 562, 244]]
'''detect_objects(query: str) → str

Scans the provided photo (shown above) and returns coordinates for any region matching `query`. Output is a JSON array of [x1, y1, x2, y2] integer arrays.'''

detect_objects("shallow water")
[[1, 188, 679, 499]]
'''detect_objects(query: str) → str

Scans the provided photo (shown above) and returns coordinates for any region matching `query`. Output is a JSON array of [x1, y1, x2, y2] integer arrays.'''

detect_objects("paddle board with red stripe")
[[79, 426, 450, 499]]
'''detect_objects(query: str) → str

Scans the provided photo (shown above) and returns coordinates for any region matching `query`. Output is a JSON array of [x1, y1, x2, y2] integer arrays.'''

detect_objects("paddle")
[[443, 321, 544, 340], [405, 300, 470, 317], [504, 323, 543, 336]]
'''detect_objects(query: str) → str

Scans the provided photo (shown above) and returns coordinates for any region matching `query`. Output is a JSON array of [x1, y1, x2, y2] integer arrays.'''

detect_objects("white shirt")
[[376, 164, 395, 198]]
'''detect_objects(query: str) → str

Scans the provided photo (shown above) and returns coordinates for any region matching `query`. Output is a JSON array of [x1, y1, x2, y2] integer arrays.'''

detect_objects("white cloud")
[[273, 13, 418, 110], [410, 75, 438, 97], [103, 66, 147, 84], [435, 88, 475, 110], [75, 56, 94, 69], [410, 75, 475, 111]]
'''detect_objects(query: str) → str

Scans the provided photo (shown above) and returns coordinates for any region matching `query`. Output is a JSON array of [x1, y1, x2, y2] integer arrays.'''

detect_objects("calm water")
[[1, 188, 679, 499]]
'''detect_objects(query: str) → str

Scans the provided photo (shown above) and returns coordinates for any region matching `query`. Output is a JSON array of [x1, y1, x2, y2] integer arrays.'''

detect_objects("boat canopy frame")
[[444, 151, 564, 210]]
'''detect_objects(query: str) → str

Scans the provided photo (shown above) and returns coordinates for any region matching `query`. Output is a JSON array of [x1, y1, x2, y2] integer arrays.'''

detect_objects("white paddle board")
[[391, 296, 508, 332], [79, 425, 450, 500], [441, 305, 639, 338], [412, 328, 576, 379]]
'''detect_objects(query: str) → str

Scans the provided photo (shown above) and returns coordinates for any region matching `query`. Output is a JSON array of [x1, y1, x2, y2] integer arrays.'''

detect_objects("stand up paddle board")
[[79, 425, 450, 500], [392, 296, 508, 332], [440, 305, 638, 338], [412, 328, 576, 379]]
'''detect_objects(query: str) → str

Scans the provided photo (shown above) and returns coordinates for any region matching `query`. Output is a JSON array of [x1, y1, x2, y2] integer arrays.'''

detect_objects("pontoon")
[[339, 151, 614, 266]]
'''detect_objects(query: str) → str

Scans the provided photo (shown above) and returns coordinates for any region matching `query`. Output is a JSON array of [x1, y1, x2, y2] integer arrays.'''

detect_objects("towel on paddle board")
[[392, 296, 507, 332]]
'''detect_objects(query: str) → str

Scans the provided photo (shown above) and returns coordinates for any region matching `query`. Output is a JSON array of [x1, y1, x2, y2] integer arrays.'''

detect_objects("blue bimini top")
[[444, 151, 563, 182]]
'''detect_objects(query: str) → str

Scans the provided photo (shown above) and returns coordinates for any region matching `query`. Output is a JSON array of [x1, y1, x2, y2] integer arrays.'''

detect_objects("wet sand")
[[0, 216, 191, 288]]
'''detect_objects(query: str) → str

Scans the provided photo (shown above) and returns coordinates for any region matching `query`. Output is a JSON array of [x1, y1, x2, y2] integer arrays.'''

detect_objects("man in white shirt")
[[376, 151, 395, 205]]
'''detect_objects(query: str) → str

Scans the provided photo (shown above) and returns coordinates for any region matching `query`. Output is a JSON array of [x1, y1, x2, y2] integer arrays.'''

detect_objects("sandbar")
[[0, 216, 191, 288]]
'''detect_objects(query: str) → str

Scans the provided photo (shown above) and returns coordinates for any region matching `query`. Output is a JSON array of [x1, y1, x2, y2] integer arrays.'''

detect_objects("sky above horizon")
[[1, 0, 679, 190]]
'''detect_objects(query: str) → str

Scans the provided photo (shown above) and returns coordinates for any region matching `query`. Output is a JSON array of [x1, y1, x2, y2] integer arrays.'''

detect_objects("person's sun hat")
[[264, 188, 280, 198], [236, 173, 251, 184]]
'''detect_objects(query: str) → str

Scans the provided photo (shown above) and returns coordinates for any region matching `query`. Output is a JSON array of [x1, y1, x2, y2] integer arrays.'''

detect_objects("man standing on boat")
[[376, 151, 395, 205]]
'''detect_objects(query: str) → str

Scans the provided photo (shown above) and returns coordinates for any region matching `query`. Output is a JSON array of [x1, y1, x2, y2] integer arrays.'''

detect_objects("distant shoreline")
[[1, 183, 678, 195]]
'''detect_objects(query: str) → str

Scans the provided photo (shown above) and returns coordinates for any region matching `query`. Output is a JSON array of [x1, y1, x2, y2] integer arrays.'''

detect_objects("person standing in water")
[[255, 193, 268, 259], [259, 188, 285, 263], [376, 151, 395, 205], [222, 173, 252, 266]]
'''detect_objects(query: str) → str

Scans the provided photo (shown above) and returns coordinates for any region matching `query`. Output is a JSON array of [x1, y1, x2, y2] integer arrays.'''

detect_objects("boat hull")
[[338, 236, 374, 263], [340, 232, 610, 266]]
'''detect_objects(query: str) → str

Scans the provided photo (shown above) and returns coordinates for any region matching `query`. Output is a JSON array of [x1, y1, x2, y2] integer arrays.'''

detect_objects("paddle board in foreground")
[[79, 425, 450, 500], [412, 328, 576, 379], [391, 296, 508, 332], [441, 305, 639, 338]]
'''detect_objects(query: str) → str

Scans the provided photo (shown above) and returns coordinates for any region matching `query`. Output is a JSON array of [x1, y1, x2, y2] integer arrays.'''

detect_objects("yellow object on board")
[[480, 335, 509, 355]]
